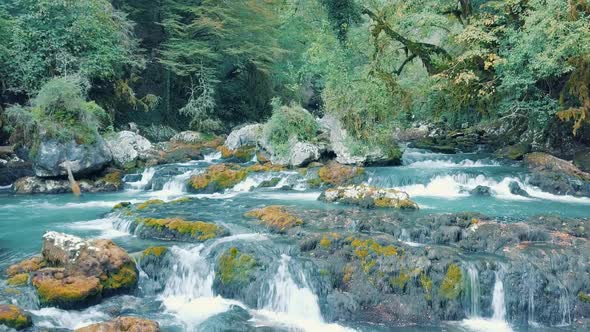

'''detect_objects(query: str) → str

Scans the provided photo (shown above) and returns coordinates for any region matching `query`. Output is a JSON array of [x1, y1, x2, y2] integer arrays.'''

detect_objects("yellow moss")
[[342, 264, 354, 284], [33, 276, 102, 304], [0, 304, 32, 330], [440, 264, 463, 300], [139, 218, 223, 241], [319, 236, 332, 248], [218, 145, 234, 159], [170, 197, 191, 204], [245, 206, 303, 232], [101, 263, 137, 292], [218, 145, 256, 161], [391, 272, 410, 289], [420, 272, 433, 301], [218, 247, 257, 285], [189, 164, 248, 191], [136, 199, 164, 210], [350, 238, 397, 273], [102, 170, 123, 187], [142, 246, 168, 257], [247, 163, 285, 173], [6, 257, 45, 277], [318, 162, 364, 186], [579, 291, 590, 303], [6, 274, 28, 286]]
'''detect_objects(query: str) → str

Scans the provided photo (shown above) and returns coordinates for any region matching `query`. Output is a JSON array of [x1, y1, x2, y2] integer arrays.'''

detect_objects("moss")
[[101, 262, 137, 293], [139, 218, 224, 241], [102, 170, 123, 187], [306, 177, 322, 188], [170, 197, 192, 204], [113, 201, 131, 210], [259, 178, 281, 188], [218, 247, 258, 285], [33, 276, 103, 306], [247, 163, 285, 173], [390, 272, 410, 289], [579, 291, 590, 303], [189, 164, 249, 192], [0, 304, 32, 330], [6, 273, 28, 286], [420, 272, 433, 301], [142, 246, 168, 257], [136, 199, 164, 210], [6, 257, 45, 277], [350, 238, 397, 273], [245, 206, 303, 233], [319, 236, 332, 248], [440, 264, 463, 300], [219, 145, 256, 161], [342, 264, 354, 284], [318, 162, 364, 186], [319, 269, 331, 277]]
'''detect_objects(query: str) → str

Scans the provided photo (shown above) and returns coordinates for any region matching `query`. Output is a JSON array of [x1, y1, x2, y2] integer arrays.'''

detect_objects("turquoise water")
[[0, 149, 588, 331]]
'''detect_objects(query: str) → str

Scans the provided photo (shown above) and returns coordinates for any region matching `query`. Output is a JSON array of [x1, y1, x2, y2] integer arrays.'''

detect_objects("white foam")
[[253, 192, 322, 201], [126, 167, 156, 190], [460, 318, 513, 332], [68, 216, 130, 238], [32, 307, 109, 330], [406, 159, 500, 168]]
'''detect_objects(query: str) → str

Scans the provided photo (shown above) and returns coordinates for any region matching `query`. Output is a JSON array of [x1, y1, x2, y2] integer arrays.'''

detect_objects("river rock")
[[33, 137, 112, 177], [469, 185, 492, 196], [224, 124, 263, 151], [524, 152, 590, 196], [494, 143, 531, 160], [509, 181, 530, 197], [573, 149, 590, 173], [105, 131, 154, 169], [320, 185, 419, 209], [0, 304, 33, 330], [0, 157, 33, 187], [14, 171, 122, 194], [170, 131, 203, 144], [28, 232, 138, 309], [75, 316, 160, 332], [288, 141, 321, 167]]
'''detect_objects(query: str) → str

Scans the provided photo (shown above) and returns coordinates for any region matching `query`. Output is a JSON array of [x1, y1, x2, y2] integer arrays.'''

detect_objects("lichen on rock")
[[245, 206, 303, 233], [188, 164, 248, 193], [136, 217, 228, 242], [0, 304, 33, 330]]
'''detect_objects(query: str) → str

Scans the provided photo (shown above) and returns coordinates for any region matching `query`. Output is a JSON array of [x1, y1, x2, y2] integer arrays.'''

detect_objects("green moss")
[[6, 274, 28, 286], [142, 246, 168, 257], [319, 269, 331, 277], [440, 264, 463, 300], [390, 272, 410, 289], [218, 247, 258, 285], [319, 236, 332, 248], [33, 276, 102, 305], [190, 164, 249, 191], [102, 170, 123, 187], [306, 177, 322, 188], [136, 199, 164, 210], [139, 218, 224, 241], [578, 291, 590, 303], [170, 197, 191, 204], [113, 201, 131, 210], [101, 263, 137, 292]]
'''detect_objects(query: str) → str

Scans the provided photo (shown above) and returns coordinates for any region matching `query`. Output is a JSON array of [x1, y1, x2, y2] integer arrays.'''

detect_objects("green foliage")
[[263, 99, 319, 158]]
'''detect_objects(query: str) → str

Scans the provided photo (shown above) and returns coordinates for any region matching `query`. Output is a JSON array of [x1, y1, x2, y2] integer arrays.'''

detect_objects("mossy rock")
[[136, 218, 228, 242], [217, 247, 258, 286], [100, 262, 138, 296], [246, 163, 286, 173], [258, 178, 281, 188], [6, 273, 29, 286], [0, 304, 32, 330], [188, 164, 249, 193], [318, 162, 364, 186], [75, 316, 161, 332], [494, 143, 531, 160], [113, 201, 132, 210], [579, 291, 590, 303], [574, 150, 590, 173], [6, 256, 45, 277], [439, 264, 463, 300], [412, 138, 457, 154], [219, 145, 256, 162], [32, 272, 103, 309], [244, 206, 303, 233], [101, 170, 123, 188], [142, 246, 168, 258], [136, 199, 165, 210]]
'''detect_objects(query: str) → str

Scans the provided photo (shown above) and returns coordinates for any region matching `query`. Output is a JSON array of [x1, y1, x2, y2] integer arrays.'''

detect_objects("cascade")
[[492, 271, 507, 321], [466, 264, 481, 318], [127, 167, 156, 190]]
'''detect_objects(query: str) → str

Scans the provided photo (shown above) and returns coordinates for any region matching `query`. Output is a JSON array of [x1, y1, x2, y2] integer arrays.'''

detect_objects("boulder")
[[130, 217, 229, 242], [14, 173, 122, 194], [34, 137, 112, 177], [317, 162, 365, 186], [320, 184, 419, 209], [509, 181, 530, 197], [170, 131, 203, 144], [225, 124, 263, 151], [289, 141, 320, 167], [574, 149, 590, 173], [75, 316, 160, 332], [188, 164, 248, 193], [524, 152, 590, 196], [0, 304, 33, 330], [0, 158, 33, 186], [320, 115, 400, 165], [494, 143, 531, 160], [469, 185, 492, 196], [105, 131, 153, 169], [27, 232, 138, 309]]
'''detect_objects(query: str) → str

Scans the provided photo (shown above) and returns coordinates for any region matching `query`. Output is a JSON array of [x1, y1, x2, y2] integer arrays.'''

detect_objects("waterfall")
[[127, 167, 156, 190], [492, 271, 507, 321], [262, 255, 323, 322], [157, 170, 192, 197], [466, 264, 481, 318], [557, 284, 571, 326]]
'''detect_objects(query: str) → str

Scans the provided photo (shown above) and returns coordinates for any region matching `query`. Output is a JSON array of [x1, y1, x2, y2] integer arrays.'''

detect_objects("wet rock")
[[131, 217, 229, 242], [469, 185, 492, 196], [410, 137, 457, 154], [509, 181, 530, 197], [33, 137, 112, 177], [244, 206, 303, 233], [288, 141, 321, 167], [224, 124, 263, 151], [219, 145, 256, 163], [524, 152, 590, 196], [14, 175, 122, 194], [6, 257, 45, 277], [22, 232, 138, 309], [0, 304, 33, 330], [75, 316, 160, 332], [574, 149, 590, 173], [494, 143, 531, 160], [105, 131, 154, 169], [317, 162, 364, 186], [393, 125, 429, 142], [0, 158, 33, 186], [188, 164, 248, 193], [320, 185, 419, 210], [170, 131, 203, 145]]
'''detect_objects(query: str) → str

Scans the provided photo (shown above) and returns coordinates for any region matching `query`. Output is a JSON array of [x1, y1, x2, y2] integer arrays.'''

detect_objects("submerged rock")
[[469, 185, 492, 196], [33, 137, 112, 177], [320, 185, 419, 210], [17, 232, 139, 309], [0, 304, 33, 330], [105, 131, 154, 169], [75, 316, 160, 332]]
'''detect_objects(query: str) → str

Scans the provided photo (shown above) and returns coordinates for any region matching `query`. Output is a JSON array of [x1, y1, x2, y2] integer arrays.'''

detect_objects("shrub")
[[263, 99, 319, 158]]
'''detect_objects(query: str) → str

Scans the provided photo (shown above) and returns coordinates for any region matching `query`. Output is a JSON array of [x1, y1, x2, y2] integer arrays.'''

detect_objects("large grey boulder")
[[34, 137, 112, 177], [288, 141, 320, 167], [225, 124, 263, 150], [105, 131, 153, 169], [170, 131, 203, 144]]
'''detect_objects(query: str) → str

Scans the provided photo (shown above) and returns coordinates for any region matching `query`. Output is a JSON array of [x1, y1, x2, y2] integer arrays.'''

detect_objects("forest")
[[1, 1, 590, 332]]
